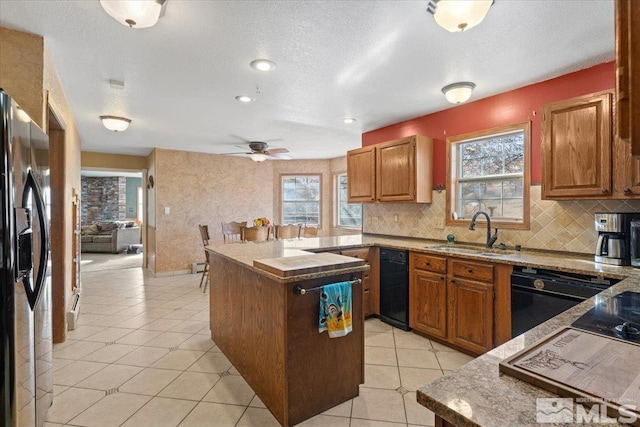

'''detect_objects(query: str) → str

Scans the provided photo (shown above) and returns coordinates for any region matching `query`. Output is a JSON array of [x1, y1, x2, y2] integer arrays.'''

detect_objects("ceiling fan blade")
[[266, 147, 289, 154], [269, 153, 292, 160], [219, 151, 252, 155]]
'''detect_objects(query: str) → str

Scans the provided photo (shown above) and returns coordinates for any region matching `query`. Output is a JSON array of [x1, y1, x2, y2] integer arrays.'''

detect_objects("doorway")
[[79, 170, 145, 273]]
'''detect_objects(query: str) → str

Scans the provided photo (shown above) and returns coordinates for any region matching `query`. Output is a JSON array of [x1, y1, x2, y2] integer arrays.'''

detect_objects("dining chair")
[[241, 225, 271, 242], [198, 224, 210, 292], [275, 224, 301, 239], [302, 226, 318, 237], [221, 221, 246, 243]]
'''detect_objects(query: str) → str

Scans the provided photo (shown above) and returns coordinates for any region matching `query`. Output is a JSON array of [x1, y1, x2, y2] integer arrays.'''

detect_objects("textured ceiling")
[[0, 1, 614, 159]]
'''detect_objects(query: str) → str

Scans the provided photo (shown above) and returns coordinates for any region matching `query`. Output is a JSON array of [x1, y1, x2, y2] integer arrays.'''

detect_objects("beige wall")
[[154, 149, 275, 273], [146, 149, 156, 272], [151, 150, 356, 274], [363, 186, 640, 255], [0, 27, 44, 128], [81, 151, 148, 171]]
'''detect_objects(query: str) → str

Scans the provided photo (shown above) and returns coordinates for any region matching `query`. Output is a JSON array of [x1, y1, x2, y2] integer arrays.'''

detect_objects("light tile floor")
[[46, 268, 474, 427]]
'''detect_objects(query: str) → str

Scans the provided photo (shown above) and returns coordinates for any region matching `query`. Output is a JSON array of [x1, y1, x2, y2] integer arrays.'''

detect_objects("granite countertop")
[[206, 233, 638, 281], [417, 275, 640, 427]]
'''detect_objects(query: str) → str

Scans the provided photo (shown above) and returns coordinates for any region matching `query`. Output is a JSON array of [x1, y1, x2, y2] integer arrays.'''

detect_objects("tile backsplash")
[[362, 185, 640, 254]]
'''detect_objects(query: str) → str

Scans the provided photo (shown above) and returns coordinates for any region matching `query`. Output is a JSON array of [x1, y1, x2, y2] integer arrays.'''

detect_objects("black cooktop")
[[571, 291, 640, 342]]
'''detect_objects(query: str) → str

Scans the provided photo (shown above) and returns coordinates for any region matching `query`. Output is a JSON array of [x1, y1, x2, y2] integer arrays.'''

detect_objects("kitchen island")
[[205, 241, 369, 427]]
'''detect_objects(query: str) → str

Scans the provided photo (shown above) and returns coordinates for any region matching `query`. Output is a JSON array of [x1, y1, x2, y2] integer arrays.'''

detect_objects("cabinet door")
[[410, 269, 447, 339], [616, 0, 640, 155], [347, 146, 376, 203], [613, 136, 640, 196], [376, 137, 416, 202], [541, 92, 612, 198], [363, 274, 372, 317], [447, 278, 493, 354]]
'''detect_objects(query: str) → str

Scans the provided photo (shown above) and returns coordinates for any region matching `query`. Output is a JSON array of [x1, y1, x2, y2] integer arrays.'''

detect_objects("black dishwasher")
[[379, 248, 410, 331]]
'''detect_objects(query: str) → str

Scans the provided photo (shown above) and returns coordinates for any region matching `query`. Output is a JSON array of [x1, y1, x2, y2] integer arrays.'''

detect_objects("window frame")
[[280, 174, 322, 228], [334, 172, 363, 229], [446, 121, 531, 230]]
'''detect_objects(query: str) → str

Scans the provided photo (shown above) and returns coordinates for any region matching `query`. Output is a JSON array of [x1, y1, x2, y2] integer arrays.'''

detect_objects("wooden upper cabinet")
[[541, 91, 612, 199], [613, 132, 640, 196], [346, 146, 376, 203], [347, 135, 433, 203], [616, 0, 640, 155]]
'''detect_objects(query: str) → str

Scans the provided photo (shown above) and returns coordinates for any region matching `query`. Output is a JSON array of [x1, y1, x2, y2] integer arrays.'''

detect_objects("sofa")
[[80, 221, 141, 253]]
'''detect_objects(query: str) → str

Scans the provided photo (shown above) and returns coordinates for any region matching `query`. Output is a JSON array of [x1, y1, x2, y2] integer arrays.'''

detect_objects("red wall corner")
[[362, 61, 615, 185]]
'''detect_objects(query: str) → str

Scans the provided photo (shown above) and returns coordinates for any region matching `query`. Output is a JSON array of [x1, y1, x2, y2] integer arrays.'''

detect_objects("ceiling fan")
[[222, 141, 291, 162]]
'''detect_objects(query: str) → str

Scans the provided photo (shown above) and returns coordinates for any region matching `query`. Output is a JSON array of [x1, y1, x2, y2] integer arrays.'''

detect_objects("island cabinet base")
[[209, 254, 364, 427]]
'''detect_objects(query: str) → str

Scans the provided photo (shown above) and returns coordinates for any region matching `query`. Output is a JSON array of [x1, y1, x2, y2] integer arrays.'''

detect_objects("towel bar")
[[293, 277, 361, 295]]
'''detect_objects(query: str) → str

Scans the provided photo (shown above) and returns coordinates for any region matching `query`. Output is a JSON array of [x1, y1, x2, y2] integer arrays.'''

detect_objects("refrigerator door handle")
[[15, 206, 33, 277], [17, 169, 49, 310]]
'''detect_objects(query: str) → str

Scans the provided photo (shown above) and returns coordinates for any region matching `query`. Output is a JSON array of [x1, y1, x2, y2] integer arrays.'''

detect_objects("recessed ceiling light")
[[250, 59, 277, 72], [343, 117, 357, 124], [235, 95, 256, 103]]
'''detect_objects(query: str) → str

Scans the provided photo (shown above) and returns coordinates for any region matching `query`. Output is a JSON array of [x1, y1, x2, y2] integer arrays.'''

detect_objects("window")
[[282, 175, 321, 226], [446, 122, 530, 229], [336, 173, 362, 228]]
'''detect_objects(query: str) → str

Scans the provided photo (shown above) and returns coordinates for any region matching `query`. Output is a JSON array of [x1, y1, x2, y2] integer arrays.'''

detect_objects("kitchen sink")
[[426, 245, 515, 256]]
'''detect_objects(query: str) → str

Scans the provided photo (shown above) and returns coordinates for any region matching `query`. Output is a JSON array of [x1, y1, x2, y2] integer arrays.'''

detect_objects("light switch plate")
[[434, 218, 444, 229], [164, 207, 170, 215]]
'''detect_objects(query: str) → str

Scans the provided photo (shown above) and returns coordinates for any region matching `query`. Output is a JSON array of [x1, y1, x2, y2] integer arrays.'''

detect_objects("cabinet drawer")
[[450, 259, 494, 282], [340, 248, 370, 262], [412, 253, 446, 273]]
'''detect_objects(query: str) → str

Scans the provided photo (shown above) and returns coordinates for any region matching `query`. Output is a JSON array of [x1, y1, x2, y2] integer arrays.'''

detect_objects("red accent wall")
[[362, 61, 615, 185]]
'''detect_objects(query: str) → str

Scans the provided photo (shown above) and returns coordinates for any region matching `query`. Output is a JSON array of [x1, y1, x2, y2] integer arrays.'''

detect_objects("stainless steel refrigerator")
[[1, 89, 52, 426]]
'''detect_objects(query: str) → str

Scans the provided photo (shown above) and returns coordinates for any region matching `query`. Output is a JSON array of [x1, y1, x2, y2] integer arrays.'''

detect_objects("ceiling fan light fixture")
[[427, 0, 493, 32], [235, 95, 256, 103], [249, 153, 269, 162], [100, 115, 132, 132], [343, 117, 357, 124], [442, 82, 476, 104], [250, 59, 277, 72], [100, 0, 167, 28]]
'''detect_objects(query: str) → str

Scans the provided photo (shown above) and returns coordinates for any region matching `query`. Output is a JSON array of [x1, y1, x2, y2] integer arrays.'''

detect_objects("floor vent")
[[191, 262, 206, 274], [219, 370, 231, 378], [66, 291, 81, 331]]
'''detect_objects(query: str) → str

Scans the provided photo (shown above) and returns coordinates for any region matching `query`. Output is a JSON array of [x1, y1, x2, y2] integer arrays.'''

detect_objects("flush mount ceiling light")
[[235, 95, 256, 103], [442, 82, 476, 104], [343, 117, 357, 124], [100, 0, 168, 29], [249, 153, 268, 162], [427, 0, 493, 32], [100, 115, 132, 132], [250, 59, 277, 72]]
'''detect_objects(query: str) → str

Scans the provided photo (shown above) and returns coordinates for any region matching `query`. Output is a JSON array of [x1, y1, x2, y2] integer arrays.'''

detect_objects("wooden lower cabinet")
[[339, 247, 378, 317], [447, 277, 493, 354], [411, 269, 447, 339], [410, 252, 511, 355]]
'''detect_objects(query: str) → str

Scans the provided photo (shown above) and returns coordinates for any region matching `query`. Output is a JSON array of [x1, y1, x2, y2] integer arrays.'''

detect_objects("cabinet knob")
[[440, 276, 445, 280], [467, 268, 473, 273], [451, 278, 457, 283], [425, 262, 431, 266], [602, 189, 609, 194], [624, 188, 633, 194]]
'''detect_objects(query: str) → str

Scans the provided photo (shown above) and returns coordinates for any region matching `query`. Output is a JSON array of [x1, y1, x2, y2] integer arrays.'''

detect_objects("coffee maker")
[[594, 212, 640, 265]]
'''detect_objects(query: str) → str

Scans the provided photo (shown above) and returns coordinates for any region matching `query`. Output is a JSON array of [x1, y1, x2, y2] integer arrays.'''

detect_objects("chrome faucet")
[[469, 210, 498, 249]]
